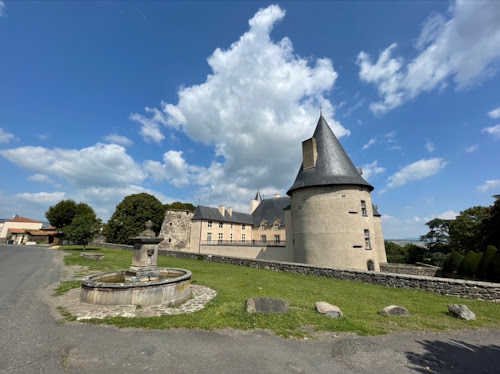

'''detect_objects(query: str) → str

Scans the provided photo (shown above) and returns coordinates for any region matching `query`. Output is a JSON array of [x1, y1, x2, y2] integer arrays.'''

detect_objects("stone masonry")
[[158, 210, 194, 251]]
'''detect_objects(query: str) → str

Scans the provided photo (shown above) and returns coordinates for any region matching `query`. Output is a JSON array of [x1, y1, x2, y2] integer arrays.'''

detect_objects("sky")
[[0, 1, 499, 239]]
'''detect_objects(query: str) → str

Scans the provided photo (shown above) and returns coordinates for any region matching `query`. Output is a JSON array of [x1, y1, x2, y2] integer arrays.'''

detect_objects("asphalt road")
[[0, 244, 499, 374]]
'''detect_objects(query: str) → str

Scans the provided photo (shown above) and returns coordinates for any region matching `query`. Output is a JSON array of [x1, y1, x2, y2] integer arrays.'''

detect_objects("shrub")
[[444, 251, 464, 273], [429, 252, 447, 267], [477, 246, 497, 280], [486, 251, 500, 283], [385, 242, 409, 263], [458, 251, 480, 277]]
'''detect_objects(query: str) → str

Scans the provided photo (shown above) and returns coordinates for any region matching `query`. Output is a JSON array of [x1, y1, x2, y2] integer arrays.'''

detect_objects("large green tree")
[[46, 200, 96, 230], [449, 206, 491, 252], [106, 193, 165, 244], [420, 218, 452, 253], [64, 214, 101, 249], [483, 195, 500, 249]]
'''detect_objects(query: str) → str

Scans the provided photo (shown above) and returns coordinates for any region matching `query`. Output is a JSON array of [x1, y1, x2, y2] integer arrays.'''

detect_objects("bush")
[[444, 251, 464, 273], [407, 244, 425, 264], [457, 251, 477, 277], [486, 251, 500, 283], [477, 245, 497, 280], [429, 252, 447, 267], [385, 242, 409, 263]]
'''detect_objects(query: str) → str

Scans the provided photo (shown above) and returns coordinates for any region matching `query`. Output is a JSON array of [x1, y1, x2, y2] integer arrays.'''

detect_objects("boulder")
[[448, 304, 476, 320], [315, 302, 343, 319], [378, 305, 410, 317], [245, 297, 289, 314]]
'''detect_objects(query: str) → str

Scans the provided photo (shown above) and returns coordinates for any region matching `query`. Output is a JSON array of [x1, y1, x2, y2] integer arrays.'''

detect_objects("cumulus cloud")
[[436, 210, 458, 219], [385, 158, 447, 190], [476, 180, 500, 193], [0, 128, 15, 144], [130, 107, 169, 144], [104, 134, 133, 147], [481, 124, 500, 140], [362, 138, 376, 150], [133, 5, 346, 206], [0, 1, 5, 17], [357, 1, 500, 114], [360, 160, 385, 180], [0, 143, 146, 188], [488, 107, 500, 119], [16, 192, 67, 205], [425, 140, 435, 153], [143, 150, 190, 187]]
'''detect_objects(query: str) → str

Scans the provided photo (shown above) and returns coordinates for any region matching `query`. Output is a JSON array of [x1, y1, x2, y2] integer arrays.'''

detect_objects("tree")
[[443, 251, 464, 274], [64, 214, 101, 250], [483, 195, 500, 249], [106, 193, 165, 244], [420, 218, 452, 254], [486, 251, 500, 283], [46, 200, 95, 230], [165, 201, 196, 212], [385, 242, 409, 263], [449, 206, 491, 252], [477, 245, 498, 280], [457, 251, 481, 277]]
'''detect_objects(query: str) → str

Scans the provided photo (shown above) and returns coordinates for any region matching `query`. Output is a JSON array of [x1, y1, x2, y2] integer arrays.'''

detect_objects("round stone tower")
[[287, 115, 386, 271]]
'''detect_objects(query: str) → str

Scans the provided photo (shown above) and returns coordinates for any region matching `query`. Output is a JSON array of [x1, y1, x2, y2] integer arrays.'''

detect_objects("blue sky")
[[0, 1, 499, 239]]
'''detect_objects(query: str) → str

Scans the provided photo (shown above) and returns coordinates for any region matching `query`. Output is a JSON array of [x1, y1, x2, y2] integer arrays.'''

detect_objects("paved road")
[[0, 244, 499, 374]]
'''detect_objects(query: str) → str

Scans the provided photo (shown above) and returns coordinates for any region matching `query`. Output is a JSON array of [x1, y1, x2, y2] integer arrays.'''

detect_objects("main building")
[[160, 115, 386, 271]]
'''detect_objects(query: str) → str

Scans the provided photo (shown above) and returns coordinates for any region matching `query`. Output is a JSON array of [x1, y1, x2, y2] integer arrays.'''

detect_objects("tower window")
[[219, 222, 223, 228], [364, 229, 371, 250], [361, 200, 367, 216], [208, 221, 212, 227], [367, 260, 375, 271]]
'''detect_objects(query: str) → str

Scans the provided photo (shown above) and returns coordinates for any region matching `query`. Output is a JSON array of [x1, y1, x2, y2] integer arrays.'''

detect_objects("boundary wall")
[[92, 242, 500, 302]]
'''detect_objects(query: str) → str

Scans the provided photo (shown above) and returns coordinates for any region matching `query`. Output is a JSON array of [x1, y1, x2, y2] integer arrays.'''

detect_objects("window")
[[207, 232, 212, 244], [231, 223, 233, 229], [274, 235, 280, 244], [219, 222, 223, 228], [230, 233, 233, 243], [364, 229, 371, 250], [260, 222, 266, 230], [241, 234, 246, 243], [261, 235, 266, 243], [218, 233, 223, 243], [361, 200, 367, 216], [208, 221, 212, 228], [273, 221, 280, 230], [168, 238, 172, 243], [242, 225, 246, 230]]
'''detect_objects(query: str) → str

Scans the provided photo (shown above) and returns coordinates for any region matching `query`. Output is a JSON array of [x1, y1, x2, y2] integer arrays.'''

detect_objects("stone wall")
[[380, 263, 440, 277], [92, 242, 500, 302], [159, 210, 194, 251]]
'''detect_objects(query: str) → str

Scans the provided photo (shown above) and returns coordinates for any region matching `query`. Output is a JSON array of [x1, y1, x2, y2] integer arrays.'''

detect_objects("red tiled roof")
[[8, 217, 43, 223], [9, 228, 28, 234]]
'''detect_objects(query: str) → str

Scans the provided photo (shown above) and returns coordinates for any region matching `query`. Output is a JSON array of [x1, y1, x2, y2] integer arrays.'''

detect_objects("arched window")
[[367, 260, 375, 271]]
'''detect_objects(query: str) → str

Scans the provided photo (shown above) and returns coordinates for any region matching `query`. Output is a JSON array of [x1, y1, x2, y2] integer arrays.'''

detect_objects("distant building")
[[159, 115, 386, 271], [0, 215, 43, 244]]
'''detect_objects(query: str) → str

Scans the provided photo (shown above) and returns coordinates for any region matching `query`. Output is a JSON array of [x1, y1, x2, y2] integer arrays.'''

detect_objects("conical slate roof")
[[287, 115, 373, 195]]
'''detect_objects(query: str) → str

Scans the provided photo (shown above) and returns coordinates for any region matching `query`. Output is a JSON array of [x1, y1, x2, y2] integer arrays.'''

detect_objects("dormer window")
[[302, 137, 318, 170], [273, 221, 280, 230], [260, 221, 267, 230]]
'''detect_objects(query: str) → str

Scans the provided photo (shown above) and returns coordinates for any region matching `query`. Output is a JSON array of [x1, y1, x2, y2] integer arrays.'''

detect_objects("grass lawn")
[[56, 246, 500, 338]]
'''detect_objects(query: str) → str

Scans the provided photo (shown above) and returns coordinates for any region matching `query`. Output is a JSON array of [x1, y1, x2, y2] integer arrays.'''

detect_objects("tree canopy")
[[64, 213, 101, 249], [46, 200, 96, 230], [106, 193, 165, 244], [419, 218, 452, 253]]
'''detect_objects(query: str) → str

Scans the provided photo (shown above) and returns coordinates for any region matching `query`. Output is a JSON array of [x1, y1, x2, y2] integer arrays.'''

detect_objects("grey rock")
[[448, 304, 476, 320], [245, 297, 289, 314], [315, 302, 343, 318], [378, 305, 410, 317]]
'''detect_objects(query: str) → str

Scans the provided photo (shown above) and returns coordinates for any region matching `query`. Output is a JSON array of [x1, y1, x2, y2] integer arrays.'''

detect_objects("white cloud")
[[16, 192, 67, 205], [143, 150, 190, 187], [357, 1, 500, 114], [425, 140, 435, 153], [0, 143, 146, 188], [362, 138, 376, 150], [0, 128, 15, 144], [436, 210, 458, 219], [488, 107, 500, 119], [360, 160, 385, 180], [104, 134, 133, 147], [465, 144, 478, 152], [130, 107, 169, 144], [28, 174, 55, 184], [476, 180, 500, 193], [0, 1, 6, 17], [481, 124, 500, 140], [134, 5, 346, 204], [386, 158, 447, 189]]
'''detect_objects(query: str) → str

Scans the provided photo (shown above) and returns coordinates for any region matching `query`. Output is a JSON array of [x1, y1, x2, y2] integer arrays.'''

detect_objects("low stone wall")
[[380, 263, 440, 277], [92, 242, 500, 302]]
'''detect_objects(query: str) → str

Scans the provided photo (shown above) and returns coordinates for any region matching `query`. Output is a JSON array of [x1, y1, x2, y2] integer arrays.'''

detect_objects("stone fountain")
[[80, 221, 192, 306]]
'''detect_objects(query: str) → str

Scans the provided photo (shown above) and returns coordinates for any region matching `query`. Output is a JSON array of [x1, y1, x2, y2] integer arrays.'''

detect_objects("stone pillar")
[[125, 220, 163, 282]]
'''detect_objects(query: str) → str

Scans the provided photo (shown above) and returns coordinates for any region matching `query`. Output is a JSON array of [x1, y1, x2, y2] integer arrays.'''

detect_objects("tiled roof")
[[372, 204, 381, 217], [192, 206, 254, 225], [8, 216, 43, 223], [288, 115, 373, 195], [8, 228, 27, 234], [251, 197, 290, 227]]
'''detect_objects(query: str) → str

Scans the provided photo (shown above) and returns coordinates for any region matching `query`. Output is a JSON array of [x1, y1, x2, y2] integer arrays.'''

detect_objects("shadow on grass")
[[62, 246, 103, 251], [406, 339, 500, 373]]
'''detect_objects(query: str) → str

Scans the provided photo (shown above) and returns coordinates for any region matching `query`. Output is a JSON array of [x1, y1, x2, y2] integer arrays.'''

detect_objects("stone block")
[[245, 297, 289, 314], [315, 302, 343, 318], [448, 304, 476, 320], [378, 305, 410, 317]]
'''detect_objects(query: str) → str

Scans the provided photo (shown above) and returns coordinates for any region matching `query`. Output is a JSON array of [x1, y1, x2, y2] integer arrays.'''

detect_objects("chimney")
[[227, 207, 233, 216], [273, 194, 280, 198], [302, 137, 317, 170], [218, 205, 225, 215]]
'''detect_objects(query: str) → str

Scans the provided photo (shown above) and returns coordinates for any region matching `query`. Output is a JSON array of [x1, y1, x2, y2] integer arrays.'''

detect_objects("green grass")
[[54, 281, 82, 296], [56, 306, 77, 322], [57, 246, 500, 337]]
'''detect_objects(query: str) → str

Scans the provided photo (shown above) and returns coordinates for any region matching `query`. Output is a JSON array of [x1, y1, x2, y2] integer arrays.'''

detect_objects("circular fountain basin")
[[80, 268, 192, 306]]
